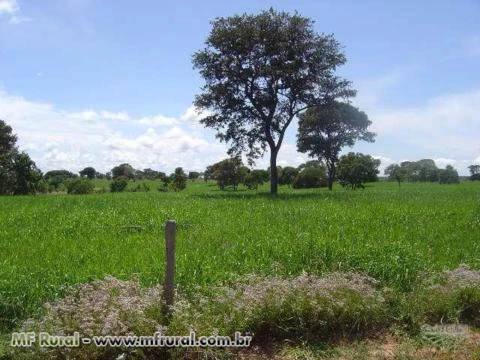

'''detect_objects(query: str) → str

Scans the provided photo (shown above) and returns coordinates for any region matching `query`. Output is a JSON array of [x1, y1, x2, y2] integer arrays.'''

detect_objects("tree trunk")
[[270, 148, 278, 196], [327, 163, 335, 191], [328, 173, 333, 191]]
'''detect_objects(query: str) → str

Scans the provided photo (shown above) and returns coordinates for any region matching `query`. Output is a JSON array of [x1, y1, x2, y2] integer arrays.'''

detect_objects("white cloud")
[[9, 14, 31, 23], [433, 158, 456, 168], [354, 88, 480, 174], [0, 89, 227, 173], [0, 0, 18, 14], [0, 0, 30, 24], [1, 82, 479, 176], [354, 70, 404, 108], [371, 155, 395, 175], [180, 105, 212, 123], [65, 110, 131, 123], [138, 114, 178, 126], [370, 90, 480, 153]]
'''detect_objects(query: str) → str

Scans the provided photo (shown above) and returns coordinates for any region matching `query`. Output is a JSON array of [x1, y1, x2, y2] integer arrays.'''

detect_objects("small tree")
[[337, 152, 380, 189], [193, 9, 355, 195], [134, 170, 145, 180], [279, 166, 299, 187], [292, 162, 327, 189], [468, 164, 480, 181], [209, 157, 248, 190], [293, 167, 327, 189], [438, 165, 459, 184], [171, 167, 187, 191], [79, 167, 96, 180], [416, 159, 439, 182], [143, 168, 160, 180], [297, 102, 375, 190], [243, 169, 268, 190], [44, 170, 77, 190], [111, 163, 135, 180], [384, 164, 408, 186], [188, 171, 200, 181]]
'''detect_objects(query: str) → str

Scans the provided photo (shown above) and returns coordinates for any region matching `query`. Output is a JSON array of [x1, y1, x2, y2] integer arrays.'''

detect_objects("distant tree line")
[[1, 116, 477, 197], [205, 153, 381, 191], [384, 159, 461, 186]]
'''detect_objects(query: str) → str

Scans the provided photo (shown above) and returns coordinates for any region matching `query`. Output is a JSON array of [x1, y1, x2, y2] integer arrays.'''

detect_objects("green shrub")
[[35, 180, 49, 194], [130, 182, 150, 192], [171, 167, 187, 191], [12, 277, 165, 360], [65, 179, 94, 195], [110, 177, 128, 192], [438, 165, 460, 184], [169, 273, 389, 342], [292, 167, 327, 189], [411, 266, 480, 328]]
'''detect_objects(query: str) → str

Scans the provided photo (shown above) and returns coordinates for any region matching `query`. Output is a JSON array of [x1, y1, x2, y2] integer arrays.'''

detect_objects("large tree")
[[296, 102, 375, 190], [193, 8, 354, 195], [79, 166, 96, 180], [0, 120, 42, 195]]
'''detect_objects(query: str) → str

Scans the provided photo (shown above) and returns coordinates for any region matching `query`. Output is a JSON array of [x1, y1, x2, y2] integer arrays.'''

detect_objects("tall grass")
[[0, 181, 479, 332]]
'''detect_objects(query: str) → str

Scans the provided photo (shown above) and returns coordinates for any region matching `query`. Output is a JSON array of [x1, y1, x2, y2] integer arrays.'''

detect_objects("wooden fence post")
[[163, 219, 176, 317]]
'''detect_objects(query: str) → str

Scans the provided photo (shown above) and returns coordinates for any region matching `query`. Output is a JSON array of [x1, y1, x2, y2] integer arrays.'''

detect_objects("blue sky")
[[0, 0, 479, 174]]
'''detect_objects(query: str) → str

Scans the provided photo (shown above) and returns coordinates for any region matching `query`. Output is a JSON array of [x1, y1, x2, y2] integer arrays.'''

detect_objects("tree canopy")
[[438, 165, 459, 184], [111, 163, 135, 180], [385, 160, 460, 185], [468, 164, 480, 181], [337, 152, 380, 189], [79, 167, 97, 180], [297, 101, 375, 190], [384, 164, 408, 186], [207, 157, 249, 190], [171, 167, 187, 191], [193, 8, 355, 195], [0, 120, 42, 195]]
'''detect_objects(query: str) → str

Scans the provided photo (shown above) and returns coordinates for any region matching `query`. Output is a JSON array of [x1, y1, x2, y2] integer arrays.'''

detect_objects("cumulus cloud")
[[0, 0, 31, 23], [433, 158, 456, 168], [354, 70, 404, 107], [352, 72, 480, 175], [180, 105, 212, 123], [1, 80, 479, 176], [0, 89, 227, 173], [369, 90, 480, 156], [0, 0, 18, 14], [138, 114, 178, 126], [65, 110, 131, 123]]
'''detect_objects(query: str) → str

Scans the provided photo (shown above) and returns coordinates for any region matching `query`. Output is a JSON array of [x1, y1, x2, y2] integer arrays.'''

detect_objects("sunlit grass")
[[0, 180, 479, 332]]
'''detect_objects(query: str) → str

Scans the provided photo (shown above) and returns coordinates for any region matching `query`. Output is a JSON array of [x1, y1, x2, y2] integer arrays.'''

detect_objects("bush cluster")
[[65, 179, 94, 195], [110, 177, 128, 192], [10, 267, 480, 359]]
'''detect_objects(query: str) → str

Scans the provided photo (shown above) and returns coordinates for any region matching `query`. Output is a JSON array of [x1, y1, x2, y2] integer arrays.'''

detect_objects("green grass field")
[[1, 181, 479, 334]]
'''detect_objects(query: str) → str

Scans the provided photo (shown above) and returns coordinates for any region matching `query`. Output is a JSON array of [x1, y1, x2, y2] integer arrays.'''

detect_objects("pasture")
[[1, 180, 479, 336]]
